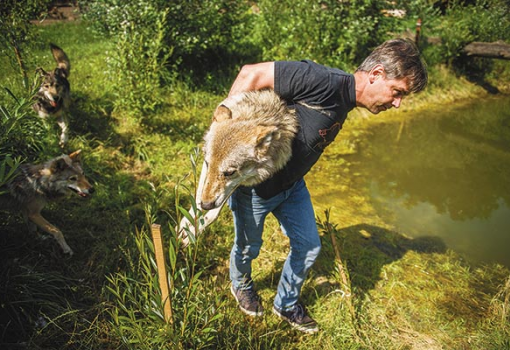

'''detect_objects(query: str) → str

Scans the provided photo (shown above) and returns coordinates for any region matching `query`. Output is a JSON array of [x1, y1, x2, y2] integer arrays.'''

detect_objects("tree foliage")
[[77, 0, 510, 107], [250, 0, 394, 71], [0, 0, 51, 89], [438, 0, 510, 62], [81, 0, 252, 114]]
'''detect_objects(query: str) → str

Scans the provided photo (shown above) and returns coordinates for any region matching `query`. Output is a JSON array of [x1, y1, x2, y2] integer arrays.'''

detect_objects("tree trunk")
[[462, 41, 510, 60]]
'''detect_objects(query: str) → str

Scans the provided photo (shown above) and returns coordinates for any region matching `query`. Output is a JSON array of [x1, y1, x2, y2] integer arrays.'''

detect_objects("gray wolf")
[[0, 150, 94, 255], [178, 89, 298, 246], [32, 43, 71, 147]]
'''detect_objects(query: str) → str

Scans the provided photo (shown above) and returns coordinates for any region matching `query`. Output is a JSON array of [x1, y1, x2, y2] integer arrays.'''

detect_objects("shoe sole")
[[272, 307, 319, 334], [230, 285, 264, 317]]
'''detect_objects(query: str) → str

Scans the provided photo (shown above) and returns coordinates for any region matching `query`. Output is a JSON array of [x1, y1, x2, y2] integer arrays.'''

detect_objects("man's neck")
[[353, 70, 369, 108]]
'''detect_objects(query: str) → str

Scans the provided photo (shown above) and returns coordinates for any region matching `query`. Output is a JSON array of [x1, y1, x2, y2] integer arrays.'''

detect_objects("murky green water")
[[315, 96, 510, 267]]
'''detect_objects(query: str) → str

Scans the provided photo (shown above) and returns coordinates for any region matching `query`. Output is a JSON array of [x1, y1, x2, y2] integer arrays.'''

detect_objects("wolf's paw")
[[59, 133, 68, 148], [177, 217, 196, 249], [61, 243, 74, 256]]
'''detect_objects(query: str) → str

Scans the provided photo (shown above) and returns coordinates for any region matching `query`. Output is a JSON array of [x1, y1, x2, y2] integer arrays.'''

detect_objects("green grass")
[[0, 21, 509, 349]]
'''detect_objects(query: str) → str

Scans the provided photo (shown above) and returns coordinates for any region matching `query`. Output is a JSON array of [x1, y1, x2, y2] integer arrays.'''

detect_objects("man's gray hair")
[[356, 38, 428, 93]]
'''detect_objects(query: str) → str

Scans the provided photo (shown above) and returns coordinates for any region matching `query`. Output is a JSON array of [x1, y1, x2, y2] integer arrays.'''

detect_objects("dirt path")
[[31, 3, 80, 26]]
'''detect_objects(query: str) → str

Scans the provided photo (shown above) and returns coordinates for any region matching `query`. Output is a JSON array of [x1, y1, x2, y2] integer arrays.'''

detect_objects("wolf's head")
[[36, 67, 70, 109], [43, 150, 94, 198], [199, 90, 297, 210]]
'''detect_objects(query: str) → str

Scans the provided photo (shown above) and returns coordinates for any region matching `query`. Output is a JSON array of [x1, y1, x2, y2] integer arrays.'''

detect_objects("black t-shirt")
[[252, 60, 356, 199]]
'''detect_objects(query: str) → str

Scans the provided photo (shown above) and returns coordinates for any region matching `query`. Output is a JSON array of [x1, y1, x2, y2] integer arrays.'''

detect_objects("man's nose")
[[392, 97, 402, 108]]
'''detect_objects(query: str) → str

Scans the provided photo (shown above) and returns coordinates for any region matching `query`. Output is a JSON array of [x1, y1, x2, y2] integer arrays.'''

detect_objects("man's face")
[[364, 66, 410, 114]]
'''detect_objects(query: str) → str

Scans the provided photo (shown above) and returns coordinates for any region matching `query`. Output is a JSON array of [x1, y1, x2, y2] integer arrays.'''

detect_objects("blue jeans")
[[228, 178, 321, 310]]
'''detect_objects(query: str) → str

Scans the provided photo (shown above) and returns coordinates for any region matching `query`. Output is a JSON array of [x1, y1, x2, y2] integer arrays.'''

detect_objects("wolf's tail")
[[50, 43, 70, 77]]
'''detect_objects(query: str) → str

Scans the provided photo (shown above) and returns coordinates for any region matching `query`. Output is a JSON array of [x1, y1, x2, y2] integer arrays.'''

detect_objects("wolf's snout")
[[71, 185, 94, 197], [81, 186, 94, 197], [200, 201, 216, 211]]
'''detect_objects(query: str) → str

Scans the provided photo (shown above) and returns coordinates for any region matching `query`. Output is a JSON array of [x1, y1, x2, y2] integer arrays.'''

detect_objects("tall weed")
[[0, 83, 55, 160], [106, 156, 225, 349]]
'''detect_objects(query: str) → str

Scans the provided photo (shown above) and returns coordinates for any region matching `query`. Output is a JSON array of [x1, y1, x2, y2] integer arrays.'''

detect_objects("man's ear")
[[213, 105, 232, 122], [254, 125, 279, 157], [369, 64, 385, 83]]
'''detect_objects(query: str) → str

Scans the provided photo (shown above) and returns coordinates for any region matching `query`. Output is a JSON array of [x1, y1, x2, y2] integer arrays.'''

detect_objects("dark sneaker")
[[230, 285, 264, 317], [273, 303, 319, 334]]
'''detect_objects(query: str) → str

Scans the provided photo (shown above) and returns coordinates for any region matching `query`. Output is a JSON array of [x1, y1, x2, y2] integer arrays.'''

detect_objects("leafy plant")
[[0, 84, 52, 160], [106, 155, 225, 349], [250, 0, 402, 70], [0, 153, 21, 194], [93, 0, 172, 117], [0, 0, 51, 90], [81, 0, 252, 114]]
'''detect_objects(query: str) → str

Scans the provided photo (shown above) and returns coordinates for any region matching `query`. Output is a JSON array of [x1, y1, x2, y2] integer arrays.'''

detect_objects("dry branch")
[[463, 41, 510, 60]]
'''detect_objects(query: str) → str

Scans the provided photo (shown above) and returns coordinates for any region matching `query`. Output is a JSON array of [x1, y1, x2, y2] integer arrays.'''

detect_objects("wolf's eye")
[[223, 170, 236, 177], [69, 175, 78, 181]]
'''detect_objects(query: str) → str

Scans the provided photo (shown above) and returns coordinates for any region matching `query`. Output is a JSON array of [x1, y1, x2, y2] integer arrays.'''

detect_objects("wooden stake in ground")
[[151, 224, 173, 324]]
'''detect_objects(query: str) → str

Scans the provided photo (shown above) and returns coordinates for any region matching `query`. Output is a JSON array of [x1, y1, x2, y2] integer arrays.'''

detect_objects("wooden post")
[[151, 224, 173, 324], [415, 18, 422, 46]]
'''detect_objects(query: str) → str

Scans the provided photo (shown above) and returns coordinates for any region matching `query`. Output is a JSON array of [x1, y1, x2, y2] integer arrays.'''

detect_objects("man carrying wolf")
[[219, 38, 428, 333]]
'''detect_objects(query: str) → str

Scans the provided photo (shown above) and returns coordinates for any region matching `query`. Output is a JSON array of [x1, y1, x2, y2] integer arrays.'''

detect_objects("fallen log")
[[462, 41, 510, 60]]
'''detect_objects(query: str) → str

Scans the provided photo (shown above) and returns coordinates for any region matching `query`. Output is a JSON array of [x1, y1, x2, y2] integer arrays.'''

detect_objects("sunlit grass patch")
[[1, 15, 510, 350]]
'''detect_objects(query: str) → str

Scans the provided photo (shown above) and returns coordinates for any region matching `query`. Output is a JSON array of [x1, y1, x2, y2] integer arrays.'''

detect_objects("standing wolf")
[[0, 150, 93, 255], [178, 89, 298, 245], [32, 43, 71, 147]]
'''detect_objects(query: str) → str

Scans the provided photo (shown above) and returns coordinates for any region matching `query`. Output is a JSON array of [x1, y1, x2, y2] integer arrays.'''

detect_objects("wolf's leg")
[[178, 161, 225, 247], [178, 205, 224, 248], [178, 161, 207, 246], [21, 210, 38, 233], [28, 212, 73, 255], [57, 114, 69, 147]]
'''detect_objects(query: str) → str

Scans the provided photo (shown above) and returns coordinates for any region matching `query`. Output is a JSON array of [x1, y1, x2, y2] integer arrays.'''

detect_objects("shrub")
[[0, 0, 51, 90], [427, 0, 510, 65], [0, 86, 53, 160], [249, 0, 408, 70], [81, 0, 173, 117], [81, 0, 252, 113]]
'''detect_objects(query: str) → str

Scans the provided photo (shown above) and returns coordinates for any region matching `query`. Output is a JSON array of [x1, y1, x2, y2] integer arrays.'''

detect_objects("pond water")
[[314, 95, 510, 268]]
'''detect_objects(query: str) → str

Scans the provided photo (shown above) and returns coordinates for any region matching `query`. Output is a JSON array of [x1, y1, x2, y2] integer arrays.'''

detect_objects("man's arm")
[[228, 62, 275, 96]]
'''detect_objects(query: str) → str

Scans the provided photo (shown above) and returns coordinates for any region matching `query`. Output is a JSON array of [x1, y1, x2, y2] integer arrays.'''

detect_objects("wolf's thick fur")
[[179, 89, 298, 246], [32, 43, 71, 147], [0, 150, 93, 255]]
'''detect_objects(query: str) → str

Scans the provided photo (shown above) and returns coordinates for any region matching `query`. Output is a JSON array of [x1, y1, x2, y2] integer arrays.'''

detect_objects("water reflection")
[[319, 96, 510, 267]]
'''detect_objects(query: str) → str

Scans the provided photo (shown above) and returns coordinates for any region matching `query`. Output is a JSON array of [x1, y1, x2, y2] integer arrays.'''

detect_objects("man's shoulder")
[[277, 59, 349, 73]]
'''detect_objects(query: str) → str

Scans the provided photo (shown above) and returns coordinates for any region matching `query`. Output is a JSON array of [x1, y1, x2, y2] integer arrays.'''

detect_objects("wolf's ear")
[[213, 105, 232, 122], [69, 149, 82, 162], [54, 67, 68, 79], [50, 158, 69, 172], [36, 67, 47, 77], [255, 125, 279, 156]]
